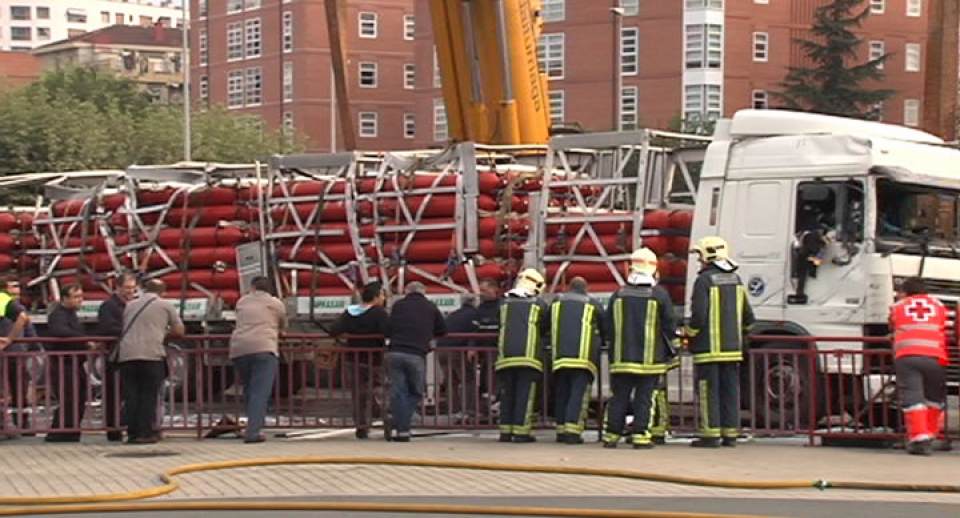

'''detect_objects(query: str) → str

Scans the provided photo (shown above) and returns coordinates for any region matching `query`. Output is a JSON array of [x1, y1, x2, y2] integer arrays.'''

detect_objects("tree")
[[773, 0, 894, 119], [0, 67, 307, 182]]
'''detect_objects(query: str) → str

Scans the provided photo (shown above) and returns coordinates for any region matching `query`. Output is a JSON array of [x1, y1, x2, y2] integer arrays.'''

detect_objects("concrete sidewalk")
[[0, 431, 957, 505]]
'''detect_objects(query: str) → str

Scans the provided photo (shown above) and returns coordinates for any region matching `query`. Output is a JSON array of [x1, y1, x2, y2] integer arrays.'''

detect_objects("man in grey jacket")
[[230, 276, 287, 443]]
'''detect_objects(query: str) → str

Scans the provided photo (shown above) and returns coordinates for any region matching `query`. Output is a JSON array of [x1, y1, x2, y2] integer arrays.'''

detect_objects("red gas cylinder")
[[0, 213, 17, 232], [270, 201, 350, 222], [161, 270, 241, 290], [277, 243, 368, 264], [547, 219, 633, 236], [52, 199, 89, 218], [101, 193, 127, 211], [292, 267, 380, 289], [16, 256, 38, 269], [170, 187, 238, 207], [167, 206, 238, 226], [668, 210, 694, 232], [17, 213, 34, 231], [402, 262, 507, 285], [137, 187, 177, 206], [546, 234, 630, 255], [274, 222, 375, 242], [0, 254, 13, 270], [667, 285, 686, 305], [149, 247, 237, 269], [642, 210, 670, 230], [18, 235, 39, 250], [657, 258, 675, 276], [59, 253, 117, 272], [64, 235, 109, 252], [478, 172, 505, 194], [0, 234, 15, 253], [546, 263, 625, 283], [670, 259, 688, 279], [156, 227, 249, 248], [272, 180, 348, 198], [668, 236, 690, 256], [639, 236, 669, 256]]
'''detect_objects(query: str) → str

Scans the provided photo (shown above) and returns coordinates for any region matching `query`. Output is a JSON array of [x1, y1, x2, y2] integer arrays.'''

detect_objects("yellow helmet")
[[630, 247, 658, 275], [691, 236, 731, 263], [515, 268, 546, 296]]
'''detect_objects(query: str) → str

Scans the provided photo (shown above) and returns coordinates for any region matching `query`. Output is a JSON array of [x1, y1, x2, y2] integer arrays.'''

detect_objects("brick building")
[[410, 0, 944, 147], [0, 51, 41, 90], [190, 0, 415, 152]]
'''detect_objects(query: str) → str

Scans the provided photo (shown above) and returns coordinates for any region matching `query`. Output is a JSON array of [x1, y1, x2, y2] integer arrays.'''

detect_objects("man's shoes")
[[602, 441, 618, 449], [512, 435, 536, 443], [722, 437, 737, 448], [499, 433, 513, 443], [128, 436, 159, 445], [355, 428, 369, 440], [562, 434, 584, 445], [691, 438, 720, 448], [907, 439, 932, 456], [393, 434, 411, 443], [244, 435, 266, 444], [107, 432, 124, 442]]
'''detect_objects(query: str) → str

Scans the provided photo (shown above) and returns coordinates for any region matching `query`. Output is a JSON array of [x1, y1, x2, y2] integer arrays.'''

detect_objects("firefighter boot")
[[651, 436, 666, 446], [690, 438, 720, 448], [512, 434, 537, 443], [499, 433, 513, 443]]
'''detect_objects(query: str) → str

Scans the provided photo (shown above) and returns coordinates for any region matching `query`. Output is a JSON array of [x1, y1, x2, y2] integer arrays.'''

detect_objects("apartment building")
[[32, 24, 185, 104], [413, 0, 942, 147], [0, 0, 184, 52], [191, 0, 415, 152]]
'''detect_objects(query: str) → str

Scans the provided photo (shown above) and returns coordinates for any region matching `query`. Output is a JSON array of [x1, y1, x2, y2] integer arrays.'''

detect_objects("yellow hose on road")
[[0, 456, 955, 516]]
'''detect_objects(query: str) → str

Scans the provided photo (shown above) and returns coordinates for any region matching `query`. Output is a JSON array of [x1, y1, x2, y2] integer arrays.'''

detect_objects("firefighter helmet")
[[691, 236, 731, 263], [515, 268, 546, 296], [630, 247, 658, 275]]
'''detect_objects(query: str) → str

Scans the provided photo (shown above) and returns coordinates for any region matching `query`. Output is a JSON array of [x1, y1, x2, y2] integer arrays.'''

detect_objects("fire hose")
[[0, 456, 957, 517]]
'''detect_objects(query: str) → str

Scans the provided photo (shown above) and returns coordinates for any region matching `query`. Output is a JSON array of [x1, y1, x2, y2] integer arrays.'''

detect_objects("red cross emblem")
[[905, 298, 937, 322]]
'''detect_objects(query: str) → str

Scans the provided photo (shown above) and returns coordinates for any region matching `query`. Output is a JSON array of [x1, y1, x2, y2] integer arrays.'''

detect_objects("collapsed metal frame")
[[533, 130, 708, 294]]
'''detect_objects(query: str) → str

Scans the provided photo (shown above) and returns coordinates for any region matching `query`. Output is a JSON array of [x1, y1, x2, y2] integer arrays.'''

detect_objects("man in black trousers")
[[97, 273, 139, 442]]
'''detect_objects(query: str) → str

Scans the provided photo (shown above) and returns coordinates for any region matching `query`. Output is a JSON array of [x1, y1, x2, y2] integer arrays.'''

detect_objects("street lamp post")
[[611, 4, 624, 131], [182, 0, 192, 162]]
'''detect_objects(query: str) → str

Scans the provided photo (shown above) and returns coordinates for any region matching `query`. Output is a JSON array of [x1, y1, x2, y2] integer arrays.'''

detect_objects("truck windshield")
[[876, 179, 960, 244]]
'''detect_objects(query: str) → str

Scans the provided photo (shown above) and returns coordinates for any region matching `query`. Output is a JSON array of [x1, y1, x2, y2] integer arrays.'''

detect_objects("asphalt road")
[[24, 496, 960, 518]]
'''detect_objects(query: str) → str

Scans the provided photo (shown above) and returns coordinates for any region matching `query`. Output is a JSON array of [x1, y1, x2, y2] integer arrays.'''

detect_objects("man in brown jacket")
[[230, 276, 287, 443]]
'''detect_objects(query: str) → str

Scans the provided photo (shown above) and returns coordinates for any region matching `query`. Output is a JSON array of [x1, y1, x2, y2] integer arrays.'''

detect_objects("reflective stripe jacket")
[[686, 265, 755, 364], [890, 294, 948, 365], [549, 289, 604, 376], [607, 284, 679, 375], [495, 295, 550, 372]]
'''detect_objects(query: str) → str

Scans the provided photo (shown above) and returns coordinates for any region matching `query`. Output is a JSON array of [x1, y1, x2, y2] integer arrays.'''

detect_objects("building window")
[[433, 46, 442, 87], [101, 11, 110, 23], [752, 32, 768, 62], [36, 6, 50, 19], [684, 84, 722, 121], [359, 62, 378, 88], [549, 90, 565, 124], [623, 0, 640, 15], [115, 13, 124, 24], [359, 12, 378, 38], [906, 0, 921, 17], [542, 0, 565, 22], [869, 0, 885, 13], [538, 33, 565, 80], [359, 112, 378, 138], [685, 24, 723, 69], [37, 27, 51, 40], [752, 90, 768, 109], [245, 67, 262, 106], [904, 99, 920, 126], [404, 15, 415, 40], [685, 0, 724, 8], [66, 9, 87, 23], [283, 112, 294, 131], [10, 6, 30, 20], [199, 30, 208, 66], [245, 0, 261, 9], [228, 0, 243, 14], [404, 64, 416, 89], [245, 19, 261, 58], [869, 40, 885, 69], [139, 15, 152, 26], [10, 27, 31, 41], [621, 28, 639, 76], [228, 70, 244, 108], [905, 43, 921, 72], [199, 75, 209, 105], [620, 86, 638, 130], [404, 113, 416, 139], [199, 0, 208, 18], [434, 98, 448, 141], [283, 62, 294, 102], [283, 12, 293, 53], [227, 22, 243, 61]]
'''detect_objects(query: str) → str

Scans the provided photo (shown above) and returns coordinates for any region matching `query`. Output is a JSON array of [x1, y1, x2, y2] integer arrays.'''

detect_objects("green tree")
[[773, 0, 894, 119], [0, 67, 307, 181]]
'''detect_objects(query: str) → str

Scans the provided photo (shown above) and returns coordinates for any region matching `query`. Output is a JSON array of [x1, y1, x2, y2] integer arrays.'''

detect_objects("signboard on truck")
[[236, 242, 264, 295]]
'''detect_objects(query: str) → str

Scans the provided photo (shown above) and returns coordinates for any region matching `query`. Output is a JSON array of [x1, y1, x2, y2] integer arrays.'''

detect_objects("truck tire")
[[749, 341, 821, 431]]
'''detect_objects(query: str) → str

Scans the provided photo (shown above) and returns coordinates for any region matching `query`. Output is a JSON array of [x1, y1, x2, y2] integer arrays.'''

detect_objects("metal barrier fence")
[[0, 334, 953, 447]]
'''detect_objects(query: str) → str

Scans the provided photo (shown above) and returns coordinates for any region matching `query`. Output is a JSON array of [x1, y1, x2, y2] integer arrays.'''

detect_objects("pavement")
[[0, 430, 958, 517]]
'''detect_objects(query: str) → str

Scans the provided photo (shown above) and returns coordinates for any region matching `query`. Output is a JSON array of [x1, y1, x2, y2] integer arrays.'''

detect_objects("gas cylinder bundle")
[[0, 211, 39, 305]]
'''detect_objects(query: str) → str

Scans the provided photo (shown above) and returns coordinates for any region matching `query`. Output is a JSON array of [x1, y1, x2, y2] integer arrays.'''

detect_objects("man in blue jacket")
[[386, 282, 447, 442]]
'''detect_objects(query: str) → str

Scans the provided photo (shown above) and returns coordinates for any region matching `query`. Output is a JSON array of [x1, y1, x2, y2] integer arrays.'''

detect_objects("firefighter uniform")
[[495, 269, 550, 443], [549, 282, 604, 444], [602, 248, 679, 448], [890, 284, 949, 455], [686, 237, 755, 448]]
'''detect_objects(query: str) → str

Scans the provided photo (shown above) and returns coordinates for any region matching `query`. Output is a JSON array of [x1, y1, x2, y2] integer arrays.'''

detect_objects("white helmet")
[[515, 268, 546, 296], [630, 247, 658, 276]]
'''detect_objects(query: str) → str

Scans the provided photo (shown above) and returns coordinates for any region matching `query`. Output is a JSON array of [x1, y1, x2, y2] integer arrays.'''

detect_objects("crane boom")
[[430, 0, 552, 145]]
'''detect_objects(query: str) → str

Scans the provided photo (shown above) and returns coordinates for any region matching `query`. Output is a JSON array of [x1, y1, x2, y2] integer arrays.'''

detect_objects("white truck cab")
[[689, 110, 960, 424]]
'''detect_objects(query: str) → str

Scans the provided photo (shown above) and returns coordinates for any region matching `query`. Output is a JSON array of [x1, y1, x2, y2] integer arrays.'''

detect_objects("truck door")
[[716, 180, 788, 320]]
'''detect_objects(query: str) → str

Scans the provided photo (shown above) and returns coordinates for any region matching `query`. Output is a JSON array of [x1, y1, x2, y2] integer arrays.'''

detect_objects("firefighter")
[[890, 277, 949, 456], [495, 268, 550, 443], [549, 277, 604, 445], [686, 236, 755, 448], [602, 248, 679, 449]]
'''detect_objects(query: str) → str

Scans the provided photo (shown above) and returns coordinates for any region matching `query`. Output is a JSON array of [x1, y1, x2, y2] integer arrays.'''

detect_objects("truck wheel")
[[750, 342, 820, 430]]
